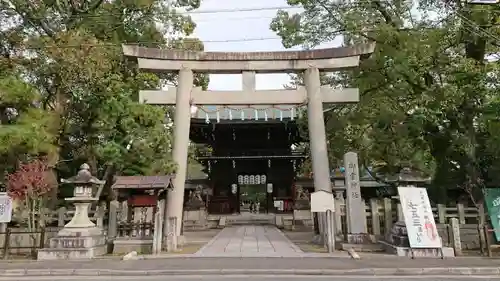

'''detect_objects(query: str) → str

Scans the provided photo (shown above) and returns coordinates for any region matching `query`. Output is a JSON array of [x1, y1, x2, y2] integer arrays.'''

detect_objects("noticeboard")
[[310, 190, 335, 213], [0, 194, 13, 223], [398, 187, 442, 249]]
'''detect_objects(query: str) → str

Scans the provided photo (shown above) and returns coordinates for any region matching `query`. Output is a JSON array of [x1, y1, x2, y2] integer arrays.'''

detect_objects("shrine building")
[[190, 105, 304, 214]]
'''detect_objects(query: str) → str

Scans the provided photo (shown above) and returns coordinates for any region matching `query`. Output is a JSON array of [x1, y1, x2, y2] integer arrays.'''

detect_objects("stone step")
[[340, 242, 385, 252], [228, 221, 272, 225], [226, 218, 273, 225]]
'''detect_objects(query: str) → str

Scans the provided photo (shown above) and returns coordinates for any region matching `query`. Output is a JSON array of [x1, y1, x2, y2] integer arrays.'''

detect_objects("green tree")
[[1, 0, 208, 204], [272, 0, 499, 203]]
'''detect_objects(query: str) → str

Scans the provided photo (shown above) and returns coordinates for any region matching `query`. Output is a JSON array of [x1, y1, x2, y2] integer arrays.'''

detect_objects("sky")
[[188, 0, 342, 91]]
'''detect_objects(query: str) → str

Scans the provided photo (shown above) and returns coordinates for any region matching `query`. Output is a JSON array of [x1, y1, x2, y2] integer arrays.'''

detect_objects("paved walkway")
[[194, 226, 303, 257]]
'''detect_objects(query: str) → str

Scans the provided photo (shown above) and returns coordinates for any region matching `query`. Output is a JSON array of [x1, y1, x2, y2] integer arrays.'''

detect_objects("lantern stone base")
[[37, 227, 106, 260], [379, 240, 455, 257], [379, 221, 455, 257]]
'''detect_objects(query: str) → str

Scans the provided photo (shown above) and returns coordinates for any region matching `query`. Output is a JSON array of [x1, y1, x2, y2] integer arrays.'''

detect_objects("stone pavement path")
[[194, 225, 303, 257]]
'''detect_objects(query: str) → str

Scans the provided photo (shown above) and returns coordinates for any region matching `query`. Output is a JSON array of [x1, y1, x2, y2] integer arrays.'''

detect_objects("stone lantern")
[[38, 163, 107, 260], [58, 163, 105, 236]]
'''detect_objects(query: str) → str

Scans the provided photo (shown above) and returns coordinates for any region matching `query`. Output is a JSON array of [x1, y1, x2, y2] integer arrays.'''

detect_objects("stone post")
[[344, 152, 367, 237], [397, 203, 404, 221], [334, 191, 343, 235], [449, 218, 462, 256], [153, 200, 165, 255], [370, 198, 381, 236], [304, 68, 331, 193], [57, 207, 66, 227], [107, 200, 119, 239], [383, 198, 393, 235], [96, 203, 105, 228], [437, 204, 446, 224], [167, 68, 193, 238]]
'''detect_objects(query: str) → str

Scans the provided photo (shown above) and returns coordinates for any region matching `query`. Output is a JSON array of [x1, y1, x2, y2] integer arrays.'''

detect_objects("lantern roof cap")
[[61, 163, 105, 186]]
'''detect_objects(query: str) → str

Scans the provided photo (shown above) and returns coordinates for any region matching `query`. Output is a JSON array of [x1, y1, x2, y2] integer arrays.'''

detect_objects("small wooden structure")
[[111, 175, 173, 254]]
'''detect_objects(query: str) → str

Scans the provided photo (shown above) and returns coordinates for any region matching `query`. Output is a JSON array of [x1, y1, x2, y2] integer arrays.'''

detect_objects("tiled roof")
[[112, 175, 174, 189]]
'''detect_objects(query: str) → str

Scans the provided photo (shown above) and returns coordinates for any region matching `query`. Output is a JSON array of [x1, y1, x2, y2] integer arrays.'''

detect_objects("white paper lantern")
[[255, 175, 261, 184], [238, 175, 243, 185], [267, 183, 273, 193], [249, 175, 255, 184], [261, 175, 266, 183], [243, 175, 249, 184]]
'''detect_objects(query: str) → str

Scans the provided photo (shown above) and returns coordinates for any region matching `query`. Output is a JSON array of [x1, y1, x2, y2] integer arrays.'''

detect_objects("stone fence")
[[333, 198, 486, 250], [0, 205, 108, 257], [0, 198, 491, 256], [45, 205, 107, 228]]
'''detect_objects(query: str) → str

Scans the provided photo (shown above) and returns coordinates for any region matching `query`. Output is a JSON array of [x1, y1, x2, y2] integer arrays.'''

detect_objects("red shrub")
[[6, 158, 51, 200]]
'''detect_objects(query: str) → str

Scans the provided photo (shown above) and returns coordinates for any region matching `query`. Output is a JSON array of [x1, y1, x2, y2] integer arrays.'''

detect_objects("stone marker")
[[344, 152, 367, 236]]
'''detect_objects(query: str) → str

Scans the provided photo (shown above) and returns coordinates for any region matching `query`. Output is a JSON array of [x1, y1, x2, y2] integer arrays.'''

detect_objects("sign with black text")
[[0, 193, 13, 223], [398, 187, 442, 248]]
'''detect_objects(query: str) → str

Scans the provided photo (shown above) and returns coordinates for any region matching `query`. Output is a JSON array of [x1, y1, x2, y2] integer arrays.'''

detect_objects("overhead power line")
[[24, 36, 284, 49], [9, 5, 303, 21], [184, 6, 301, 14], [11, 1, 499, 49]]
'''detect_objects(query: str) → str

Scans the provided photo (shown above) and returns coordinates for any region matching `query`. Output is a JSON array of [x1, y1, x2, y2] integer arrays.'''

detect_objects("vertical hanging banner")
[[0, 193, 13, 223], [483, 188, 500, 241], [467, 0, 498, 3], [398, 186, 442, 248]]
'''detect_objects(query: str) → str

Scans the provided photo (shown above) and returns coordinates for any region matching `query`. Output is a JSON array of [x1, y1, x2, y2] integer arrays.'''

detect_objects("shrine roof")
[[112, 175, 174, 189], [122, 43, 375, 61], [192, 105, 297, 121]]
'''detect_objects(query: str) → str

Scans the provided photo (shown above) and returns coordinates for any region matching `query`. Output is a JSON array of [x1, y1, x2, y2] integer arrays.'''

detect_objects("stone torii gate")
[[122, 44, 375, 239]]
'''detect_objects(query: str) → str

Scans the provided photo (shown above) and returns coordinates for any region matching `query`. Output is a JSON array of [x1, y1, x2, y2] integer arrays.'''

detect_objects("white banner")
[[0, 194, 13, 223], [468, 0, 499, 4], [398, 187, 442, 248]]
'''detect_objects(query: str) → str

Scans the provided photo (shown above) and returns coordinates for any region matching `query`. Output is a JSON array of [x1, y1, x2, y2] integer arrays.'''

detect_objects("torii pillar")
[[122, 44, 376, 247], [305, 68, 331, 193], [169, 67, 193, 240]]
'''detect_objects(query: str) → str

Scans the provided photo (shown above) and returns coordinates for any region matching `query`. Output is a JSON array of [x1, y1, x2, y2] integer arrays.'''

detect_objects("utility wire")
[[3, 0, 497, 22], [23, 37, 283, 49], [5, 5, 303, 21], [8, 1, 499, 49]]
